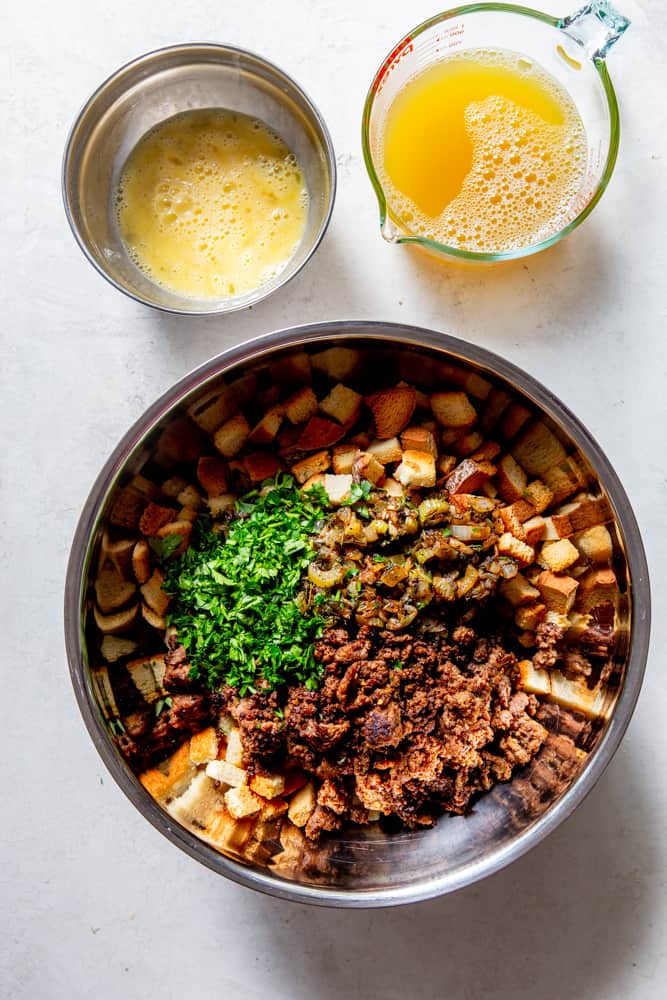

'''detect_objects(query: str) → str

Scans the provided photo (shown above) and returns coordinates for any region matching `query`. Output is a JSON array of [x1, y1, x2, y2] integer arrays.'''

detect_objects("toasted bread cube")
[[515, 603, 547, 630], [496, 454, 528, 502], [500, 402, 532, 439], [400, 426, 438, 458], [546, 671, 609, 719], [436, 455, 457, 477], [197, 456, 228, 496], [368, 437, 403, 465], [543, 462, 582, 503], [155, 520, 192, 556], [524, 480, 554, 515], [471, 441, 501, 462], [311, 346, 361, 381], [297, 416, 346, 450], [205, 759, 246, 787], [348, 431, 371, 450], [536, 571, 579, 613], [352, 451, 385, 485], [269, 351, 312, 385], [383, 477, 405, 498], [498, 532, 535, 567], [225, 784, 263, 820], [395, 450, 436, 488], [319, 383, 363, 426], [538, 538, 579, 573], [500, 573, 540, 607], [250, 773, 286, 800], [139, 502, 175, 537], [139, 569, 171, 616], [247, 404, 284, 446], [93, 602, 140, 635], [189, 727, 219, 765], [243, 451, 281, 484], [431, 391, 476, 428], [565, 495, 613, 532], [287, 781, 316, 828], [283, 386, 318, 425], [573, 525, 613, 564], [94, 568, 136, 614], [440, 428, 463, 448], [452, 431, 483, 457], [445, 458, 495, 494], [480, 389, 512, 433], [225, 728, 244, 766], [517, 659, 552, 696], [187, 385, 238, 433], [542, 514, 573, 541], [512, 421, 567, 476], [100, 635, 139, 663], [499, 500, 536, 538], [206, 494, 237, 518], [576, 568, 618, 612], [176, 485, 202, 511], [141, 602, 166, 631], [301, 473, 327, 494], [291, 449, 331, 484], [462, 371, 493, 400], [258, 797, 289, 822], [332, 444, 357, 474], [366, 386, 417, 439], [523, 516, 546, 547], [126, 654, 166, 702], [323, 474, 353, 505], [140, 743, 196, 804], [167, 772, 225, 829], [213, 413, 251, 458]]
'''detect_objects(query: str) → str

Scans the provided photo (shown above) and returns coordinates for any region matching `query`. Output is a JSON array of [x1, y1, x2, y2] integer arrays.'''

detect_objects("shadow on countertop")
[[238, 745, 655, 1000]]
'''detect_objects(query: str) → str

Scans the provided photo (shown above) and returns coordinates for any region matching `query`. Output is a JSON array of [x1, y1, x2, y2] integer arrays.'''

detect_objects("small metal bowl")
[[62, 44, 336, 315], [65, 322, 650, 907]]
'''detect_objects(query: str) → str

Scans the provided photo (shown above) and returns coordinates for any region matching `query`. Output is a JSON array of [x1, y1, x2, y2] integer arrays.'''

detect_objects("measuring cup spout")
[[561, 2, 630, 59], [381, 215, 402, 244]]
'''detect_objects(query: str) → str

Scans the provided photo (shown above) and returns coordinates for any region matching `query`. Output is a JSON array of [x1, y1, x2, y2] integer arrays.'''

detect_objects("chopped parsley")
[[162, 474, 329, 695], [149, 533, 183, 561]]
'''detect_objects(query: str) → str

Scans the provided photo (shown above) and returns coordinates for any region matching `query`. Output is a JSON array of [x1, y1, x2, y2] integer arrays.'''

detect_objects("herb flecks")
[[163, 474, 329, 695]]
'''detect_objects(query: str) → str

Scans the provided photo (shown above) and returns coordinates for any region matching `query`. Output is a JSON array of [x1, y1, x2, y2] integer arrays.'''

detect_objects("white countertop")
[[2, 1, 666, 997]]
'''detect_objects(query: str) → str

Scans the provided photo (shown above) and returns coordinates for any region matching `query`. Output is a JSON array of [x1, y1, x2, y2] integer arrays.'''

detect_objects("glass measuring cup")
[[361, 2, 630, 263]]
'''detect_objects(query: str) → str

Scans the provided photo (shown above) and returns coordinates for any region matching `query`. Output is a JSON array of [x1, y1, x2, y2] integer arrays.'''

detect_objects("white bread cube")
[[205, 759, 247, 787], [224, 785, 263, 820], [498, 533, 535, 567], [225, 727, 244, 766], [499, 573, 540, 607], [332, 444, 357, 475], [287, 782, 316, 827], [573, 525, 613, 564], [383, 477, 404, 498], [368, 437, 403, 464], [538, 538, 580, 573], [214, 413, 251, 458], [319, 383, 363, 425], [395, 450, 436, 488], [323, 473, 353, 505], [167, 772, 225, 829], [430, 391, 476, 428]]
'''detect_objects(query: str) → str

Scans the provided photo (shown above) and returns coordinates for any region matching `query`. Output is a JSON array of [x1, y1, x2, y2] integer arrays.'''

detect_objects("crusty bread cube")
[[538, 538, 579, 573], [100, 635, 138, 663], [430, 391, 476, 428], [522, 516, 546, 547], [576, 568, 618, 612], [284, 386, 319, 425], [206, 494, 237, 518], [94, 568, 136, 614], [205, 758, 246, 787], [573, 525, 613, 564], [536, 571, 579, 613], [511, 421, 567, 476], [523, 480, 554, 515], [139, 502, 175, 537], [197, 456, 228, 496], [189, 727, 219, 764], [224, 784, 263, 820], [225, 728, 244, 766], [269, 351, 312, 386], [291, 449, 331, 484], [542, 513, 573, 540], [297, 416, 346, 450], [395, 450, 436, 488], [564, 495, 613, 532], [126, 654, 166, 702], [480, 389, 512, 433], [301, 473, 327, 493], [258, 797, 289, 822], [500, 573, 540, 607], [498, 532, 535, 567], [367, 437, 403, 464], [514, 603, 547, 630], [471, 441, 501, 462], [543, 458, 587, 503], [499, 500, 536, 538], [332, 444, 357, 474], [287, 782, 316, 828], [243, 451, 281, 483], [176, 485, 202, 511], [214, 413, 251, 458], [437, 455, 457, 477], [140, 569, 170, 617], [366, 386, 417, 439], [383, 477, 404, 498], [311, 346, 361, 381], [93, 602, 140, 635], [400, 426, 438, 458], [323, 474, 353, 505], [139, 743, 196, 804], [187, 385, 238, 433], [155, 520, 192, 556], [352, 451, 385, 485], [201, 811, 255, 853], [445, 458, 495, 494], [250, 773, 286, 800], [247, 404, 284, 446], [496, 454, 528, 502], [319, 383, 363, 426], [500, 402, 532, 439], [453, 431, 483, 457]]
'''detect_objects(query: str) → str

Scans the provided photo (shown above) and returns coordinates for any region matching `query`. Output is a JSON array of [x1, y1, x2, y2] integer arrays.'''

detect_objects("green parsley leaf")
[[149, 533, 183, 561]]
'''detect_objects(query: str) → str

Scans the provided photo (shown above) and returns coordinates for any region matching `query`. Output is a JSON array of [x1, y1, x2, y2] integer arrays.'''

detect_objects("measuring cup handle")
[[561, 1, 630, 59]]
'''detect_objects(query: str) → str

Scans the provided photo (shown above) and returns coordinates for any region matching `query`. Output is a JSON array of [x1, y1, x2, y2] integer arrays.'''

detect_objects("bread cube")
[[500, 573, 541, 607], [368, 437, 403, 465], [511, 421, 567, 476], [284, 386, 319, 425], [287, 782, 316, 827], [538, 538, 579, 573], [189, 727, 220, 765], [573, 525, 613, 564], [224, 785, 263, 820], [400, 426, 438, 458], [332, 444, 357, 474], [291, 449, 331, 484], [214, 413, 251, 458], [352, 451, 385, 486], [366, 386, 417, 439], [445, 458, 495, 494], [297, 416, 346, 450], [536, 571, 579, 613], [395, 450, 436, 488], [319, 383, 363, 426], [430, 391, 476, 428], [197, 456, 229, 496], [323, 474, 353, 504]]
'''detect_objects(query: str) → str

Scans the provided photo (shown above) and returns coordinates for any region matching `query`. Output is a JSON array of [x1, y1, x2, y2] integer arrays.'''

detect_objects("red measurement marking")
[[373, 35, 414, 93]]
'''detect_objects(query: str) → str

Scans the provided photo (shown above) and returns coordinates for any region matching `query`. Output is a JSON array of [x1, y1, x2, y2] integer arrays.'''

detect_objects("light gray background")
[[2, 1, 665, 997]]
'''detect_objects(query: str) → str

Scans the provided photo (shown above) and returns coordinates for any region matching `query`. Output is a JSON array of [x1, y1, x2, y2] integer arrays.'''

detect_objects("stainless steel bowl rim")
[[64, 321, 651, 907], [61, 42, 337, 316]]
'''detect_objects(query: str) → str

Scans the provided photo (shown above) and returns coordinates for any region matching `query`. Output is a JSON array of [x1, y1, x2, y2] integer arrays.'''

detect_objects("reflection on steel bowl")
[[64, 322, 650, 907]]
